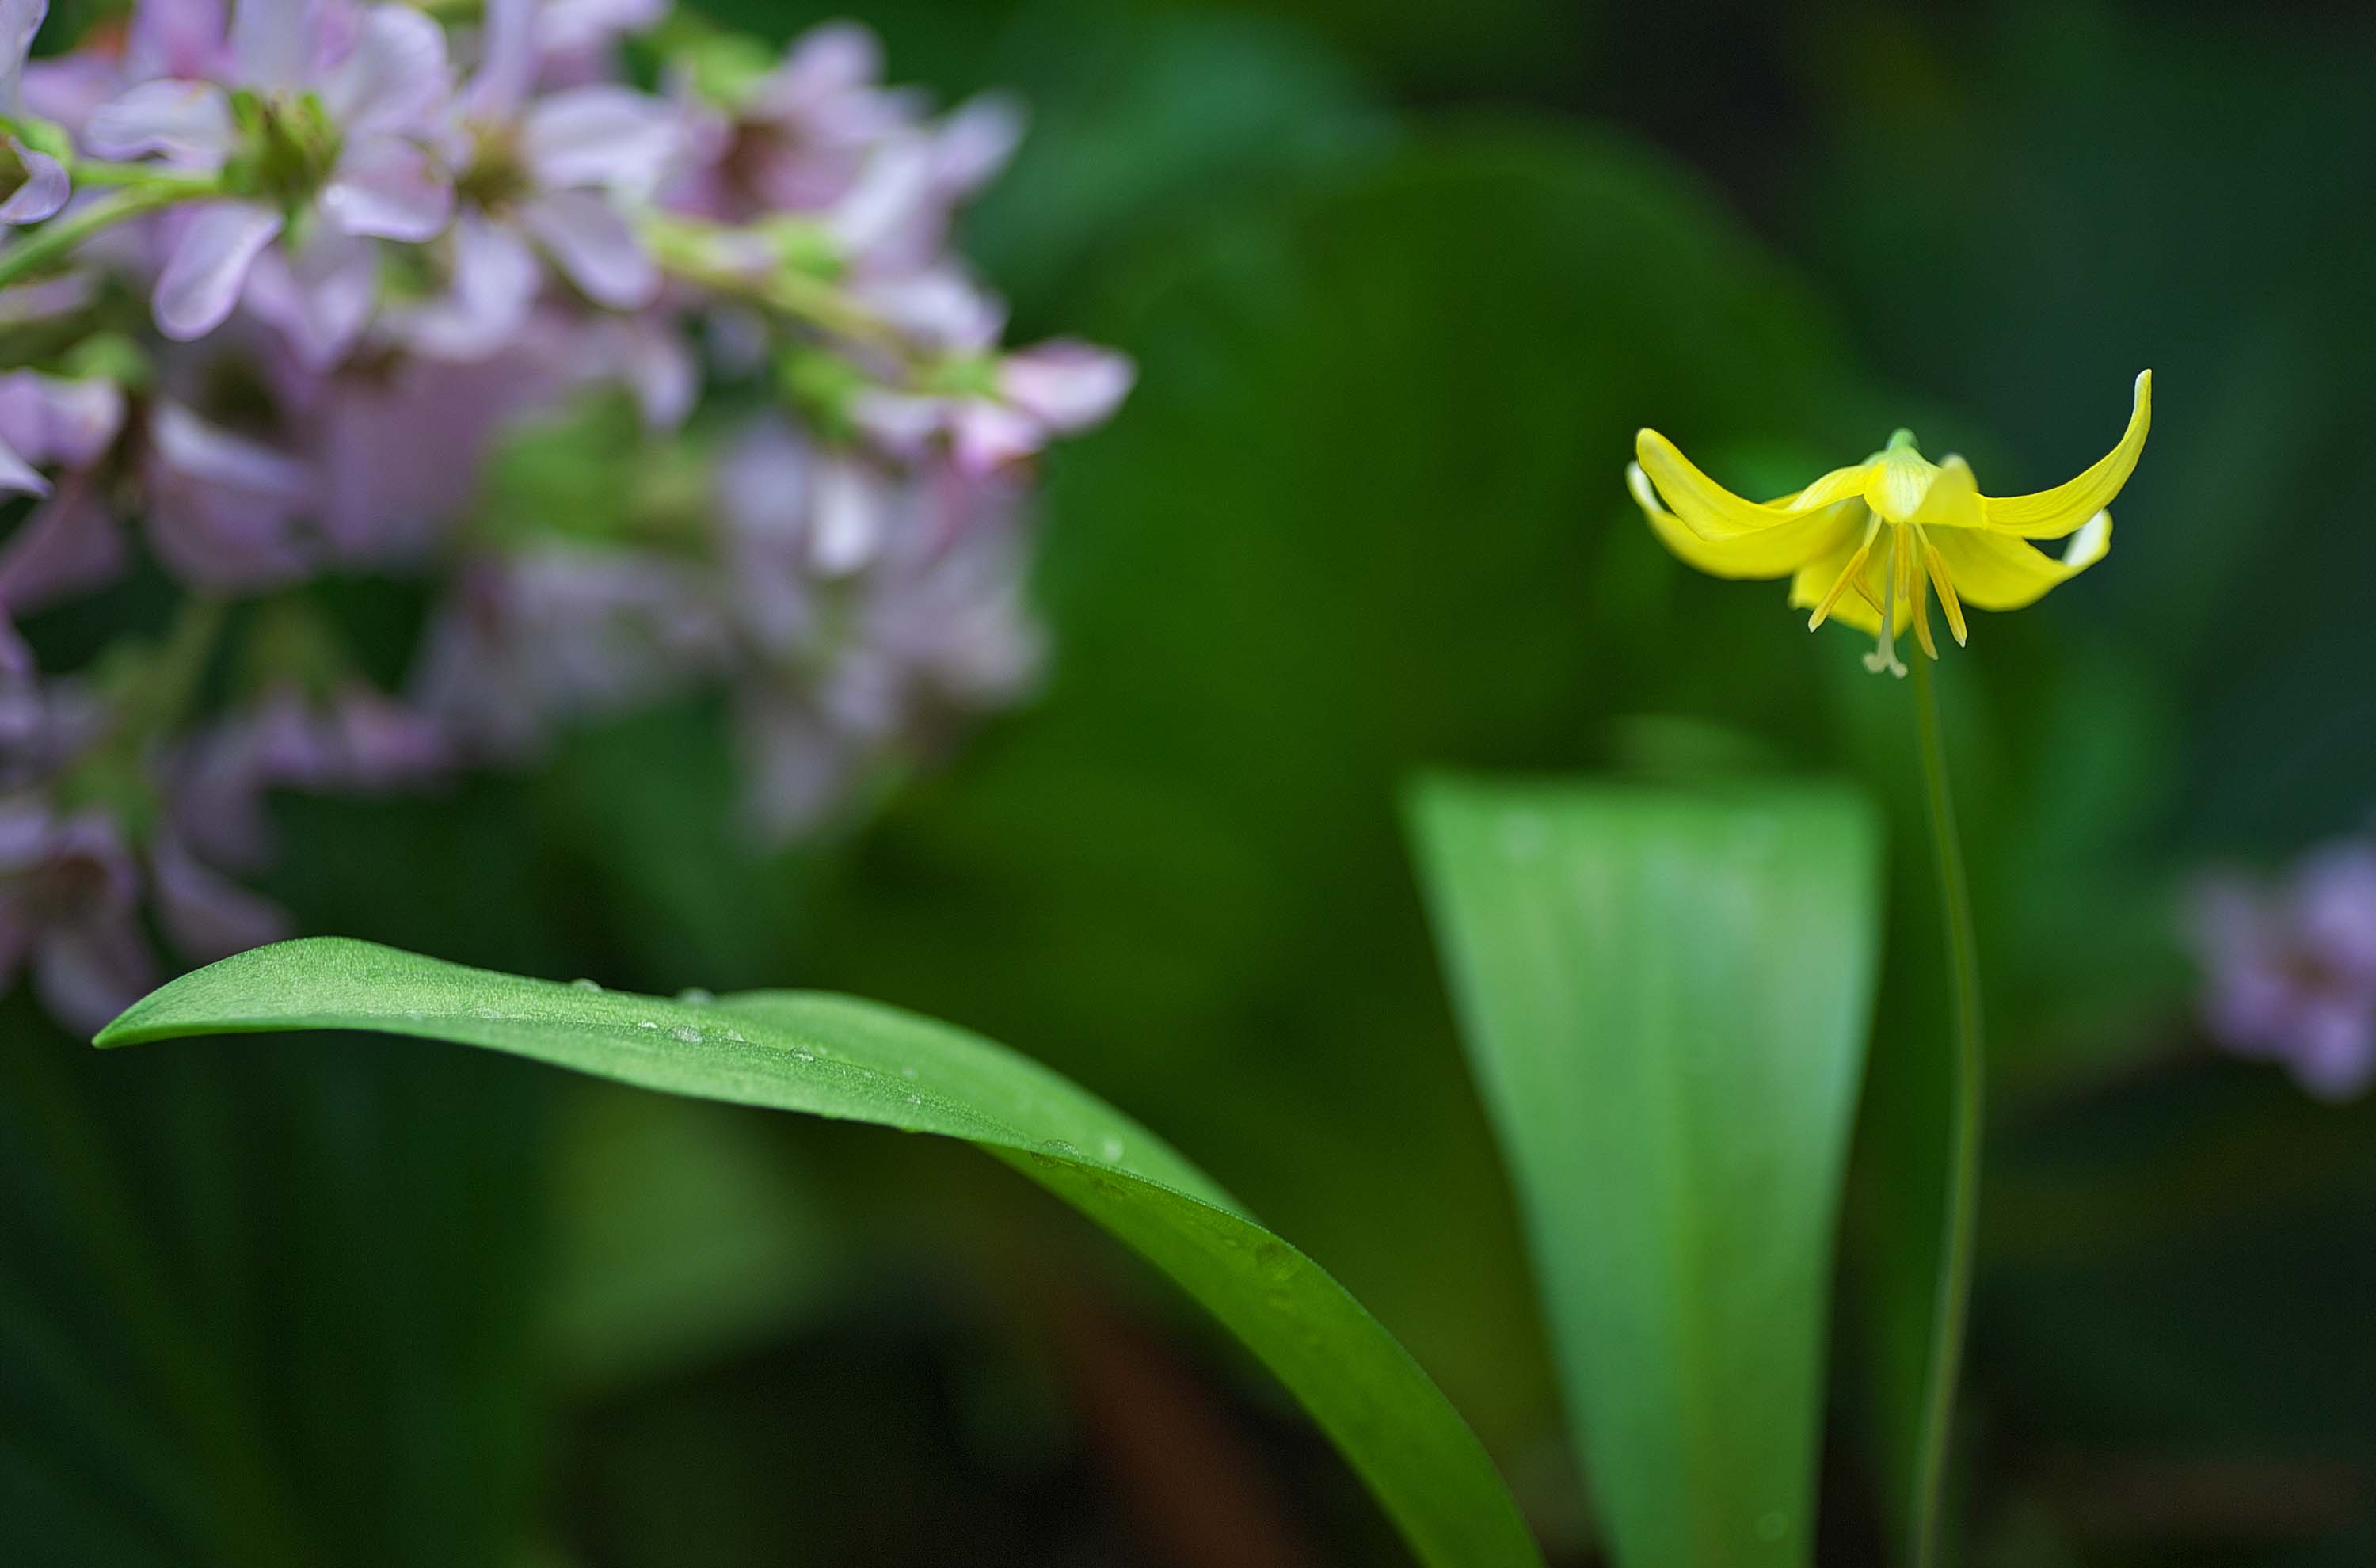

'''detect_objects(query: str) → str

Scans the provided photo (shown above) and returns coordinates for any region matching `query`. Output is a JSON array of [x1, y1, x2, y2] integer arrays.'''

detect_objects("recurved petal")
[[1925, 509, 2111, 611], [1636, 427, 1870, 541], [0, 144, 67, 226], [1628, 462, 1859, 580], [1978, 370, 2151, 538], [1782, 462, 1879, 512]]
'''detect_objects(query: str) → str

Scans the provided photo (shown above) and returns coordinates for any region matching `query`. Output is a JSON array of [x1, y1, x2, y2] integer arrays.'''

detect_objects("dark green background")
[[7, 1, 2374, 1562]]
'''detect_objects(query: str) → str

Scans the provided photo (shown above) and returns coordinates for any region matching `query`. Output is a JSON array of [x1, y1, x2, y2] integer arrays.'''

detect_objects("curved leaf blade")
[[97, 938, 1542, 1568], [1410, 778, 1884, 1568]]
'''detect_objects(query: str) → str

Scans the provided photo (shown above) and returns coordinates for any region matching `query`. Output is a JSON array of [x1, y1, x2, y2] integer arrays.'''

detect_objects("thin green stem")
[[639, 215, 908, 356], [0, 181, 216, 292], [1909, 653, 1985, 1568]]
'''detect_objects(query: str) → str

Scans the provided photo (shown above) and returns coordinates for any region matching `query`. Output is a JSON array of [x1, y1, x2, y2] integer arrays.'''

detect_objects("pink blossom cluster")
[[0, 0, 1132, 1031]]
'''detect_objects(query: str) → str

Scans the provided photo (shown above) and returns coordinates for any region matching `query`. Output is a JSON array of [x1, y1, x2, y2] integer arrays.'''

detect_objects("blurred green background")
[[9, 1, 2376, 1562]]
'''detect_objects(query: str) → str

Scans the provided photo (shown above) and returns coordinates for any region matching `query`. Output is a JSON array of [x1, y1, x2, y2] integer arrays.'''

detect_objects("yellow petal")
[[1864, 443, 1938, 523], [1911, 454, 1982, 529], [1925, 509, 2111, 611], [1976, 371, 2152, 539], [1628, 463, 1859, 579], [1780, 462, 1879, 512], [1635, 428, 1871, 539], [1625, 468, 1863, 584]]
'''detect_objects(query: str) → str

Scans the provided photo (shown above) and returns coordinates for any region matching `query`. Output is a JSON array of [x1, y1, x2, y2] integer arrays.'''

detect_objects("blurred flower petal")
[[0, 141, 67, 225], [150, 833, 290, 963], [522, 84, 687, 196], [520, 188, 655, 307], [243, 226, 379, 368], [154, 199, 283, 340], [1000, 341, 1135, 432], [320, 3, 448, 134], [86, 78, 236, 165], [321, 135, 451, 241]]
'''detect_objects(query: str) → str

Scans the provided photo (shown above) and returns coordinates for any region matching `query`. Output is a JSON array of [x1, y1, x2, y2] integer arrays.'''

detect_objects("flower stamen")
[[1862, 525, 1909, 678], [1909, 534, 1939, 660], [1919, 531, 1968, 647], [1808, 514, 1881, 631]]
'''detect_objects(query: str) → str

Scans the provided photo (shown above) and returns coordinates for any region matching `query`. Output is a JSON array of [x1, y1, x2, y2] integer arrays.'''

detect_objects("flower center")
[[458, 121, 535, 213], [1867, 428, 1939, 524], [225, 89, 343, 215]]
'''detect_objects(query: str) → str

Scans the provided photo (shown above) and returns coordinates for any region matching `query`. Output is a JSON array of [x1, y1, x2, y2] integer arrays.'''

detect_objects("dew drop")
[[676, 987, 715, 1005], [669, 1025, 702, 1045], [569, 978, 603, 993], [792, 1051, 813, 1063], [636, 1020, 660, 1031], [1100, 1136, 1125, 1162], [904, 1093, 922, 1106], [724, 1029, 748, 1043], [1041, 1139, 1081, 1159]]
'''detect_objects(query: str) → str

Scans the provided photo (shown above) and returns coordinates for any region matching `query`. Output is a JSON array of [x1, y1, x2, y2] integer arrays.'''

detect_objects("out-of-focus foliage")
[[1412, 781, 1883, 1568], [9, 0, 2376, 1562]]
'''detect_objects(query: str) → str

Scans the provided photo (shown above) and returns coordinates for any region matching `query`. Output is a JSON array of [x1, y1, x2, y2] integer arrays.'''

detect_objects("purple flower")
[[86, 0, 459, 349], [141, 397, 317, 588], [412, 549, 729, 761], [168, 682, 452, 871], [664, 21, 922, 222], [533, 0, 665, 89], [713, 440, 1043, 840], [0, 367, 124, 497], [150, 828, 290, 963], [0, 371, 131, 613], [21, 0, 235, 137], [272, 314, 591, 559], [2188, 837, 2376, 1100], [852, 337, 1134, 475], [2, 0, 69, 226], [0, 804, 157, 1036], [391, 0, 689, 357], [823, 91, 1022, 277]]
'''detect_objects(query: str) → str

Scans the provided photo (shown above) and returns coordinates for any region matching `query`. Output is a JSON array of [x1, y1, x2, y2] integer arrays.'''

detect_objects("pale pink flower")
[[86, 0, 459, 350]]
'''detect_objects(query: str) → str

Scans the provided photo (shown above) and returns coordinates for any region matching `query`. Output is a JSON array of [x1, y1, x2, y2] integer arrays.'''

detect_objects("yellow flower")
[[1627, 371, 2150, 675]]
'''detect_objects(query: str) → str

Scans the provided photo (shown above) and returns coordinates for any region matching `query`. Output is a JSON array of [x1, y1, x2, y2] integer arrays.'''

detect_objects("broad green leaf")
[[97, 938, 1543, 1568], [1408, 779, 1884, 1567]]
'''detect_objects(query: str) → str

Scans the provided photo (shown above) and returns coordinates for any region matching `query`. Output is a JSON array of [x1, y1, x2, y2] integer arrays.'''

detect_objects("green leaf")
[[97, 938, 1543, 1568], [1408, 778, 1884, 1566]]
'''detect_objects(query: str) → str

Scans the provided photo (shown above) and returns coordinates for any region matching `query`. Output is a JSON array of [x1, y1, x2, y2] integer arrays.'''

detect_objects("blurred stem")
[[1909, 653, 1984, 1568], [640, 215, 908, 356], [0, 179, 219, 292]]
